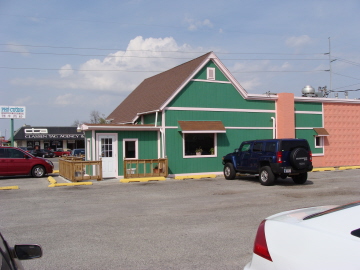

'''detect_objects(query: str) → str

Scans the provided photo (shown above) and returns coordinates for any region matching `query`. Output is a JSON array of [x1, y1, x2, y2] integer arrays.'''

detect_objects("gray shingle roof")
[[107, 52, 212, 124]]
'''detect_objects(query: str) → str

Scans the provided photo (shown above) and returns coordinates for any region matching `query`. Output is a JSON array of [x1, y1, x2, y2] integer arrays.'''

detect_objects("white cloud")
[[14, 96, 32, 105], [54, 93, 81, 106], [184, 16, 213, 31], [241, 77, 262, 90], [10, 36, 203, 94], [230, 60, 294, 92], [286, 35, 313, 48], [59, 64, 74, 78], [6, 43, 29, 56]]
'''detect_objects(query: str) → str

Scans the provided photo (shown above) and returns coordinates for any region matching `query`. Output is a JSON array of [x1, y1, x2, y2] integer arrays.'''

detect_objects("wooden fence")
[[123, 158, 168, 178], [59, 157, 102, 182]]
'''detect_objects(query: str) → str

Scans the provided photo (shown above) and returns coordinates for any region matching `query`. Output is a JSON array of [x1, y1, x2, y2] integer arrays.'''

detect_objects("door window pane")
[[101, 138, 113, 157]]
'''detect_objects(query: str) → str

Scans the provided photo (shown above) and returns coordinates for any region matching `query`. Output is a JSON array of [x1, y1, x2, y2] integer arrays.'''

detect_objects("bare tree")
[[72, 111, 106, 126], [72, 119, 83, 127], [89, 110, 106, 124]]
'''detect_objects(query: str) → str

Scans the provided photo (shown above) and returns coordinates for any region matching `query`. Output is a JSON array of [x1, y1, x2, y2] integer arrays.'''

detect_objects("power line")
[[333, 82, 360, 90], [333, 72, 360, 81], [0, 66, 327, 73], [0, 43, 327, 56], [334, 57, 360, 67], [0, 50, 328, 61]]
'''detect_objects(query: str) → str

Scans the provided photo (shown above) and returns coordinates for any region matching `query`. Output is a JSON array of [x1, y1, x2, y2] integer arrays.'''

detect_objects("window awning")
[[314, 128, 329, 136], [178, 121, 226, 133]]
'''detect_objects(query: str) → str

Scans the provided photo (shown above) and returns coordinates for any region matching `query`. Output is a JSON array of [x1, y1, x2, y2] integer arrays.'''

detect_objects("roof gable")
[[107, 52, 213, 124], [192, 61, 229, 82]]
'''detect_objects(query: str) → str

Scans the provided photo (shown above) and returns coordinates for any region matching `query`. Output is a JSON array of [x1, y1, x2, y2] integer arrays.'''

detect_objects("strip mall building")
[[13, 126, 85, 150]]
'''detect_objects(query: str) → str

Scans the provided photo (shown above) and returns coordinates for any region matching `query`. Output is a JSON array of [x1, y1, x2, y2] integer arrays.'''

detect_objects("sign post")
[[0, 106, 26, 147]]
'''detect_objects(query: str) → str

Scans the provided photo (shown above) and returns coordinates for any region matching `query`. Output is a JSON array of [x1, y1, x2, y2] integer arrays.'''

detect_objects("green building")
[[81, 52, 326, 178]]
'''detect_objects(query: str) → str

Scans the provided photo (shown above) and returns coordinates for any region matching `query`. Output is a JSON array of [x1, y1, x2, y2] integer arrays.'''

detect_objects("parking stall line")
[[0, 186, 19, 190], [47, 176, 92, 187]]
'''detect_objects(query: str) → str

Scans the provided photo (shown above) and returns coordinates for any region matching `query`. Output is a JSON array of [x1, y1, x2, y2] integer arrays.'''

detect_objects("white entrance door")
[[98, 134, 117, 178]]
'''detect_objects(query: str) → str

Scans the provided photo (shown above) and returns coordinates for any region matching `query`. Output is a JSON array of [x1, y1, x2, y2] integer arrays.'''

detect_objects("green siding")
[[168, 81, 275, 110], [84, 131, 92, 161], [165, 128, 273, 174], [295, 129, 323, 154], [295, 114, 323, 128], [193, 61, 229, 82], [117, 131, 158, 175], [166, 110, 275, 127], [143, 113, 162, 125], [295, 102, 322, 112]]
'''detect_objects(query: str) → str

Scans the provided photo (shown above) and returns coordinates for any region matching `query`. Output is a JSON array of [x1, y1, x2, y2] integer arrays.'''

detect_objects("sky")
[[1, 0, 360, 138]]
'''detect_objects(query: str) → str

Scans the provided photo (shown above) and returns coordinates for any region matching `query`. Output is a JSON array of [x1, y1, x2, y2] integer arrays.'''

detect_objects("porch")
[[123, 158, 168, 179]]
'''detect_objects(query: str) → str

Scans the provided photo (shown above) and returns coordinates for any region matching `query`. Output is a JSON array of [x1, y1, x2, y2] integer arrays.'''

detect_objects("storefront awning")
[[178, 121, 226, 133], [314, 128, 329, 136]]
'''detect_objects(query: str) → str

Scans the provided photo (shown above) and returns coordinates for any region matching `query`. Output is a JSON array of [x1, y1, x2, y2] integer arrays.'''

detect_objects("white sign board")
[[0, 106, 26, 119]]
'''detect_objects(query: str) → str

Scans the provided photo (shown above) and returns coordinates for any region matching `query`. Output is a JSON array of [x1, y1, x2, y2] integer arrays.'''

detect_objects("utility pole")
[[329, 37, 333, 94], [327, 37, 337, 98]]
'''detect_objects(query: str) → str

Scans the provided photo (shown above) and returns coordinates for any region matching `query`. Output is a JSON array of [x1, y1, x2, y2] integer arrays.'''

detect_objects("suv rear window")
[[281, 140, 309, 151], [265, 142, 277, 152]]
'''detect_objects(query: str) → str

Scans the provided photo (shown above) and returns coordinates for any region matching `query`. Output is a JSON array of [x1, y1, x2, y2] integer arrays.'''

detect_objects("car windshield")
[[304, 201, 360, 220]]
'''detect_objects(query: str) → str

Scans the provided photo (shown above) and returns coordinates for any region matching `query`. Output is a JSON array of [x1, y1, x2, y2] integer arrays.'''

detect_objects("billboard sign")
[[0, 106, 26, 119]]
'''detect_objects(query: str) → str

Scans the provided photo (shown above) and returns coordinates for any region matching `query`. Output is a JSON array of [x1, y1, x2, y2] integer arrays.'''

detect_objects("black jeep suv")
[[222, 139, 313, 186]]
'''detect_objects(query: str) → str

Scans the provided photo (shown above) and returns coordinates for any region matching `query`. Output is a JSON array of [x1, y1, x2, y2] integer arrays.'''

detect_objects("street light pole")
[[11, 119, 14, 147]]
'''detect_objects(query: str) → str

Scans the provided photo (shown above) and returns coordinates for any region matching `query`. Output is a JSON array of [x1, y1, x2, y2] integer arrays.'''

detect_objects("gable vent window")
[[207, 67, 215, 80]]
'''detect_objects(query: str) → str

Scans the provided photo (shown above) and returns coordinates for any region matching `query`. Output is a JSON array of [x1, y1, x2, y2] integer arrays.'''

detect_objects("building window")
[[123, 139, 138, 159], [315, 136, 324, 148], [183, 133, 216, 157], [207, 67, 215, 80]]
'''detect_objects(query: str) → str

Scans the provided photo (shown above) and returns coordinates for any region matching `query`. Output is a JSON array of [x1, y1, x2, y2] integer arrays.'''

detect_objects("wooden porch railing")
[[123, 158, 168, 178], [59, 157, 102, 182]]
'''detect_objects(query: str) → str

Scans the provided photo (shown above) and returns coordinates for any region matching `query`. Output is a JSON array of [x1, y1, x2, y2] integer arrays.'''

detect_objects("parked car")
[[53, 148, 71, 157], [29, 149, 54, 158], [17, 147, 30, 152], [0, 146, 54, 177], [0, 231, 42, 270], [71, 149, 85, 157], [222, 139, 313, 185], [244, 200, 360, 270]]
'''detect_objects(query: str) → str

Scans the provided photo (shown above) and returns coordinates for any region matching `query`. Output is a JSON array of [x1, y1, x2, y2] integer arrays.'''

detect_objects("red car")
[[53, 148, 71, 157], [0, 146, 53, 178]]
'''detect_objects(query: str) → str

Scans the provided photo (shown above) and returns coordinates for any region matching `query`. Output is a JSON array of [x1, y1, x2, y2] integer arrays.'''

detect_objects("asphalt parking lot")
[[1, 167, 360, 270]]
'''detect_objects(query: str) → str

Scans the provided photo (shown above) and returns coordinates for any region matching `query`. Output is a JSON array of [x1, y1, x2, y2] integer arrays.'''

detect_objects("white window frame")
[[183, 133, 217, 158], [86, 138, 91, 160], [207, 67, 215, 80], [315, 136, 324, 148], [123, 139, 138, 159]]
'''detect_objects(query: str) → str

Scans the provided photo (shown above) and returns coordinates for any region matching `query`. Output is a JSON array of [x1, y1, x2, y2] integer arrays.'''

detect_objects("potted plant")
[[196, 147, 203, 155], [153, 165, 163, 173], [209, 148, 214, 155]]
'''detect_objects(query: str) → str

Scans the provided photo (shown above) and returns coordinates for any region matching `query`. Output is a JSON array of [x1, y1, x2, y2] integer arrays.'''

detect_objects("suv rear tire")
[[290, 148, 310, 170], [259, 166, 275, 186], [292, 172, 308, 184], [224, 163, 236, 180]]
